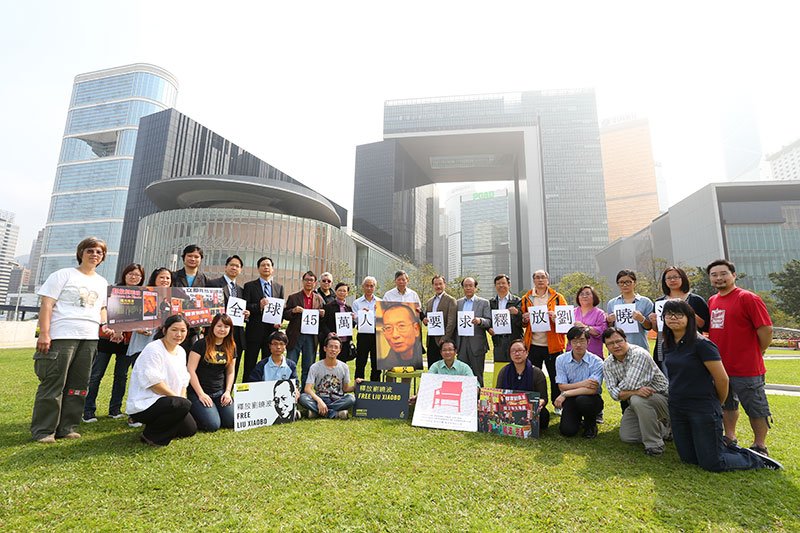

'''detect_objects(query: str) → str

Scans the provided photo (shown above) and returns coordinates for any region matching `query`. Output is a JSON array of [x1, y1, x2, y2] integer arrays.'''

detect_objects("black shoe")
[[722, 435, 738, 448], [582, 425, 598, 439], [644, 447, 664, 457], [742, 447, 783, 470]]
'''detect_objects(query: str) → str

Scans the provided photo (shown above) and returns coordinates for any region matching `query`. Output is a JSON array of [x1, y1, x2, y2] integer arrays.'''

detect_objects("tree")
[[328, 260, 355, 291], [407, 263, 441, 305], [769, 259, 800, 321], [687, 266, 714, 301], [756, 291, 799, 329], [555, 272, 610, 305]]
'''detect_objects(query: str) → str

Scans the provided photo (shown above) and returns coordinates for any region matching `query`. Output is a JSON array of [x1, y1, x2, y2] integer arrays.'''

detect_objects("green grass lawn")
[[1, 348, 799, 531], [765, 359, 800, 386]]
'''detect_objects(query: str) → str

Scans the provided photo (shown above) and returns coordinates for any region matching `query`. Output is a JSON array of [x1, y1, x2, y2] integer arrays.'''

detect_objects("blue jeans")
[[84, 350, 132, 417], [287, 334, 316, 389], [669, 405, 763, 472], [298, 393, 355, 419], [188, 390, 234, 432]]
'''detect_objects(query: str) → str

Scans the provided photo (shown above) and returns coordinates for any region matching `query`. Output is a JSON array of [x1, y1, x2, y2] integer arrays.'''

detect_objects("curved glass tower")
[[37, 64, 178, 283]]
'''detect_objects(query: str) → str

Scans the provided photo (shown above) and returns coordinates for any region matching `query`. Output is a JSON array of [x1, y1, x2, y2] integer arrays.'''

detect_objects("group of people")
[[29, 238, 783, 471]]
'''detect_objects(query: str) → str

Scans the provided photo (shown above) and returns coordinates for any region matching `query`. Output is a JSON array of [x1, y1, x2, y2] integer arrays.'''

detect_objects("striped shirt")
[[603, 344, 668, 401]]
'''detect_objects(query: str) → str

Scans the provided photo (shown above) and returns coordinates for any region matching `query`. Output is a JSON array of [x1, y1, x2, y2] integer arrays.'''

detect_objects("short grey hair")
[[362, 276, 377, 286]]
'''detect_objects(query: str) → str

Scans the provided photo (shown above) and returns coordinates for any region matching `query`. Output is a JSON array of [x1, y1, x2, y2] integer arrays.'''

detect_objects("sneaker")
[[644, 447, 664, 457], [722, 435, 738, 448], [582, 424, 598, 439], [82, 415, 98, 423], [127, 417, 142, 428], [595, 411, 604, 424], [742, 447, 783, 470], [336, 410, 349, 420], [36, 434, 56, 444], [109, 411, 126, 419], [553, 407, 563, 416]]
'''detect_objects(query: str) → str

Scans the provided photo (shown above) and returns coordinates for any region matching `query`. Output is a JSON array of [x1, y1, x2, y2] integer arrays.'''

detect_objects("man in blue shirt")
[[554, 327, 605, 438], [250, 331, 298, 384]]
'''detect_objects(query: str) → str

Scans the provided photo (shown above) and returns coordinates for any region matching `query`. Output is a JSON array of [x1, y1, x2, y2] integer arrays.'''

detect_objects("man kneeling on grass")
[[553, 327, 604, 439], [299, 334, 362, 419]]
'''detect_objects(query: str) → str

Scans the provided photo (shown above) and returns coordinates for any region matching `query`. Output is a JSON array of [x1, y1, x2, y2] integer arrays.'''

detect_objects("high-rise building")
[[37, 64, 178, 284], [26, 228, 44, 292], [720, 95, 762, 182], [353, 90, 608, 287], [600, 115, 661, 242], [0, 210, 20, 304], [766, 138, 800, 181]]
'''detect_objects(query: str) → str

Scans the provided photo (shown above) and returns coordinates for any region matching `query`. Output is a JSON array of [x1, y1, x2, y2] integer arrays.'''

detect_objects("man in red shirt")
[[707, 259, 774, 456]]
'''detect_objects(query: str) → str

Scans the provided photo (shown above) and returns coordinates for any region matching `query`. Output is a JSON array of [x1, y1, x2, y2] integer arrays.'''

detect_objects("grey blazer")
[[455, 296, 491, 354]]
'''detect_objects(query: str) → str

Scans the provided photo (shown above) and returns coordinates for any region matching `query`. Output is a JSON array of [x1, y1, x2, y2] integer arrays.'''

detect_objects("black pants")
[[243, 331, 271, 383], [355, 333, 380, 381], [528, 345, 561, 404], [426, 336, 443, 368], [559, 395, 604, 436], [539, 407, 551, 431], [130, 396, 197, 446]]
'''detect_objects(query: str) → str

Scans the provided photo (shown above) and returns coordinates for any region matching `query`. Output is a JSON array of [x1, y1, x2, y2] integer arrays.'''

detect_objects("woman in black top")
[[649, 266, 710, 374], [663, 299, 780, 471], [187, 313, 236, 431]]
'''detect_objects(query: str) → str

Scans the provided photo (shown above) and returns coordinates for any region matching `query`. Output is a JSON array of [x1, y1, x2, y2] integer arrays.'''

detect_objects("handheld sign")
[[261, 297, 285, 325], [457, 311, 475, 336], [426, 311, 445, 336], [233, 380, 297, 431], [412, 373, 478, 432], [614, 304, 639, 334], [528, 305, 551, 333], [491, 309, 512, 335], [335, 312, 353, 337], [357, 308, 375, 334], [654, 300, 665, 332], [478, 388, 541, 438], [554, 305, 575, 334], [300, 309, 320, 335], [226, 296, 247, 327]]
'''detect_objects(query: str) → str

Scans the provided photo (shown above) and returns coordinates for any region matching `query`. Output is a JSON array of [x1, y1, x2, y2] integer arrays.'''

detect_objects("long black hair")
[[662, 299, 698, 350]]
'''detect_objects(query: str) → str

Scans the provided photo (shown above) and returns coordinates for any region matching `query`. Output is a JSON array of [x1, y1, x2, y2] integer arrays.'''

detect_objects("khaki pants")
[[619, 392, 670, 451], [31, 339, 97, 440]]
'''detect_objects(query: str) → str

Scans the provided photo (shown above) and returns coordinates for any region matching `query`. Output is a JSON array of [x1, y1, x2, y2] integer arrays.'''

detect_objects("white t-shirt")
[[37, 267, 108, 340], [126, 340, 190, 414]]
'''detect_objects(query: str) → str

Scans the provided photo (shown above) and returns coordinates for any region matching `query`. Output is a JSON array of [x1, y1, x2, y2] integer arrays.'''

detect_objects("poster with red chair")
[[412, 374, 478, 432]]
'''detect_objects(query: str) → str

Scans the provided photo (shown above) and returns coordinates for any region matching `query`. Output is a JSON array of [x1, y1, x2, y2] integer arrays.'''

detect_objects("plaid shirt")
[[603, 344, 668, 401]]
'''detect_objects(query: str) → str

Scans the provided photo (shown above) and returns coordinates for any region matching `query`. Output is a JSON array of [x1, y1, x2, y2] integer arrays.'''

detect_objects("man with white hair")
[[351, 276, 382, 381]]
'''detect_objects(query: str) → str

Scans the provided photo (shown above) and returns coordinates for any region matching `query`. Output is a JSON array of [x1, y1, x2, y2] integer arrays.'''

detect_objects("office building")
[[720, 95, 762, 182], [0, 211, 20, 304], [353, 90, 608, 288], [600, 116, 662, 241], [25, 228, 44, 292], [37, 64, 178, 284], [126, 109, 403, 293], [596, 181, 800, 293], [766, 138, 800, 181]]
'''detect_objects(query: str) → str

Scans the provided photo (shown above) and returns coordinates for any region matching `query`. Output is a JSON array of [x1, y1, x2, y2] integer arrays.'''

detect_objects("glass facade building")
[[354, 90, 608, 287], [38, 64, 178, 284], [596, 181, 800, 293]]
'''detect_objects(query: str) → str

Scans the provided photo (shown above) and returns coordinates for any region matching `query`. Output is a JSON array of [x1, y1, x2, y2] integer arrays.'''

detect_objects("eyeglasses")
[[664, 312, 686, 320], [617, 280, 633, 286], [84, 248, 105, 255], [303, 278, 316, 282], [570, 338, 588, 345], [605, 339, 626, 347], [321, 279, 332, 283], [383, 322, 412, 334]]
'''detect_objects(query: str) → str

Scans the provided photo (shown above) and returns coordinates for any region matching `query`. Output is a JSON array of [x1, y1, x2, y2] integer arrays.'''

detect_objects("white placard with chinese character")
[[457, 311, 475, 336], [491, 309, 512, 335], [426, 311, 445, 336], [528, 305, 551, 332], [300, 309, 320, 335], [261, 297, 285, 325], [335, 312, 353, 337], [225, 296, 247, 327], [614, 304, 639, 334], [554, 305, 575, 334], [654, 300, 665, 332], [357, 309, 375, 334]]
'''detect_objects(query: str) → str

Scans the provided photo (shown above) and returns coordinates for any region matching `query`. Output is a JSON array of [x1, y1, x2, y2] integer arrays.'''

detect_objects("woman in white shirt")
[[127, 315, 197, 446]]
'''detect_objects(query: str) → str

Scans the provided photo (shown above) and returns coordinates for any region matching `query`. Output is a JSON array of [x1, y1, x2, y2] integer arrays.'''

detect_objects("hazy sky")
[[2, 1, 799, 255]]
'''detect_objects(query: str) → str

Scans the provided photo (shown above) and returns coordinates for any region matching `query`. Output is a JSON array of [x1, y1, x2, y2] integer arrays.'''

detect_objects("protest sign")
[[614, 304, 639, 334], [554, 305, 575, 334], [457, 311, 475, 336], [376, 302, 423, 370], [354, 381, 410, 419], [357, 308, 375, 334], [528, 305, 551, 333], [491, 309, 512, 335], [412, 374, 478, 432], [426, 311, 445, 336], [654, 300, 665, 332], [233, 379, 297, 431], [478, 388, 541, 438], [107, 286, 224, 331], [300, 309, 320, 335], [226, 296, 247, 326], [262, 297, 285, 325], [335, 312, 353, 337]]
